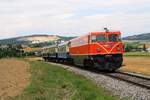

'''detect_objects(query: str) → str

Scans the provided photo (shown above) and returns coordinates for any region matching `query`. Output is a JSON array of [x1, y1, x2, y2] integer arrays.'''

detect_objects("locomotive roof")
[[42, 41, 69, 49], [70, 31, 121, 42], [90, 31, 121, 35], [58, 41, 69, 46]]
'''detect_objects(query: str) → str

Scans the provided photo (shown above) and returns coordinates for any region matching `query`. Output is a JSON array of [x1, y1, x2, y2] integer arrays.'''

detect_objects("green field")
[[13, 61, 118, 100], [124, 52, 150, 57]]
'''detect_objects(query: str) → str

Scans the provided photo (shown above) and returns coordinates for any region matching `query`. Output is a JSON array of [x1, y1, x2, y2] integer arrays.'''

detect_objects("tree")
[[143, 44, 147, 51]]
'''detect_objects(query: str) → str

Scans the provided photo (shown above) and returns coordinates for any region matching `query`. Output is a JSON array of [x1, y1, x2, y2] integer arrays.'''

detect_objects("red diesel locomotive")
[[42, 30, 124, 71]]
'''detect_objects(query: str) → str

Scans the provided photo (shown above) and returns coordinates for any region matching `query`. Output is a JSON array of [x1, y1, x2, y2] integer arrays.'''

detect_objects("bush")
[[0, 44, 25, 58], [124, 42, 141, 52]]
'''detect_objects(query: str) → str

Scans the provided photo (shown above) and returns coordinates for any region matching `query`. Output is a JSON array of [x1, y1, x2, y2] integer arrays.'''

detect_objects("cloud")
[[0, 0, 150, 39]]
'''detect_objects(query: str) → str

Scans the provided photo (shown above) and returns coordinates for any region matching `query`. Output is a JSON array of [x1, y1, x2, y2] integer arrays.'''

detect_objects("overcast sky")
[[0, 0, 150, 39]]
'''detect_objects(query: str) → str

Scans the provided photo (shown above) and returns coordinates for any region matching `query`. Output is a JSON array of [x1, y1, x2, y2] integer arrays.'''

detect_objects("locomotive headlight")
[[97, 48, 101, 52], [116, 47, 120, 51]]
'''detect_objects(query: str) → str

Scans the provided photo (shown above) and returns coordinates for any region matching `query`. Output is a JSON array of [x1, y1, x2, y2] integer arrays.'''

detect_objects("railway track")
[[47, 61, 150, 90], [48, 62, 150, 99], [106, 71, 150, 90]]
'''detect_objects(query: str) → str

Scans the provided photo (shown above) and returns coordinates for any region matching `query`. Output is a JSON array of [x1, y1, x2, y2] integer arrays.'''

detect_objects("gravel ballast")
[[49, 62, 150, 100]]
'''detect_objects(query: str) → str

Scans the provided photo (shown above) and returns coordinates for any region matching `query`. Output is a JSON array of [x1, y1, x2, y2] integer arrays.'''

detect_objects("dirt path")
[[0, 59, 30, 100]]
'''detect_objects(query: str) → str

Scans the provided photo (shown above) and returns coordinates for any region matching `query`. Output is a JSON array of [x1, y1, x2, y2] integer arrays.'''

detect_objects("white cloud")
[[0, 0, 150, 39]]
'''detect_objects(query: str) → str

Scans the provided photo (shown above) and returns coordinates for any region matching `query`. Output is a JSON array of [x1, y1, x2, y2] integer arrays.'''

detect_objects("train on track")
[[42, 29, 124, 71]]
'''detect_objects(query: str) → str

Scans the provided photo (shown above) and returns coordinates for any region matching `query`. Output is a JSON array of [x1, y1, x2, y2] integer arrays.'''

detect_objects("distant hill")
[[0, 35, 75, 45], [123, 33, 150, 41]]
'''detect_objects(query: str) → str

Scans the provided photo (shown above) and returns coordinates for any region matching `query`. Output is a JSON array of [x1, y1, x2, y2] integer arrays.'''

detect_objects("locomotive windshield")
[[91, 34, 106, 42], [91, 34, 121, 42], [108, 34, 121, 42]]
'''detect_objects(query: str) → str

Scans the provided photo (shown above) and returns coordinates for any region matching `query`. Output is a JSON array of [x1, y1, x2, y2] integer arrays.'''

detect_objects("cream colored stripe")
[[70, 52, 122, 56], [70, 42, 122, 54], [94, 43, 109, 53], [70, 43, 109, 53], [109, 42, 121, 53]]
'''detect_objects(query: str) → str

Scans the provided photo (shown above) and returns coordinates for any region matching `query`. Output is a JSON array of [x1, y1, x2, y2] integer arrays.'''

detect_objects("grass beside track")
[[124, 52, 150, 57], [14, 61, 118, 100]]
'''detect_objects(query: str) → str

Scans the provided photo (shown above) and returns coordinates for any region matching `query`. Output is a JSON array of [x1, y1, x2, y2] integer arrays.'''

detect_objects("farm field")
[[0, 59, 30, 100], [0, 58, 118, 100], [119, 56, 150, 76]]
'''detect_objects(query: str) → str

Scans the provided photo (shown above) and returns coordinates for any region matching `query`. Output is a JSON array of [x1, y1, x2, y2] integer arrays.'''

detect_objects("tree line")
[[0, 44, 33, 58], [124, 42, 147, 52]]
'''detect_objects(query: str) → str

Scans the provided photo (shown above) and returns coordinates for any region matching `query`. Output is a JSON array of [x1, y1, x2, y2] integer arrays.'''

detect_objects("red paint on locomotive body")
[[69, 31, 124, 56]]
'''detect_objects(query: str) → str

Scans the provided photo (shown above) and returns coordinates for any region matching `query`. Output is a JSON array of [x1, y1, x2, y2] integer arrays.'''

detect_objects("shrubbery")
[[124, 42, 147, 52], [0, 44, 34, 58]]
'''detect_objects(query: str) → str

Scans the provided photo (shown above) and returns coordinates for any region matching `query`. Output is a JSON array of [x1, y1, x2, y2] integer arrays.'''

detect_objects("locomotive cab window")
[[91, 34, 106, 42], [91, 35, 97, 42], [108, 34, 121, 42]]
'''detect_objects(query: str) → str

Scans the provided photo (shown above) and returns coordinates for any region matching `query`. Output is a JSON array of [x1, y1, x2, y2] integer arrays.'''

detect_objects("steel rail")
[[106, 72, 150, 90]]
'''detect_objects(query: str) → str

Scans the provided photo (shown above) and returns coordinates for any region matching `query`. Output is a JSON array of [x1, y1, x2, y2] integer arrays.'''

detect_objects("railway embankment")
[[48, 62, 150, 100]]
